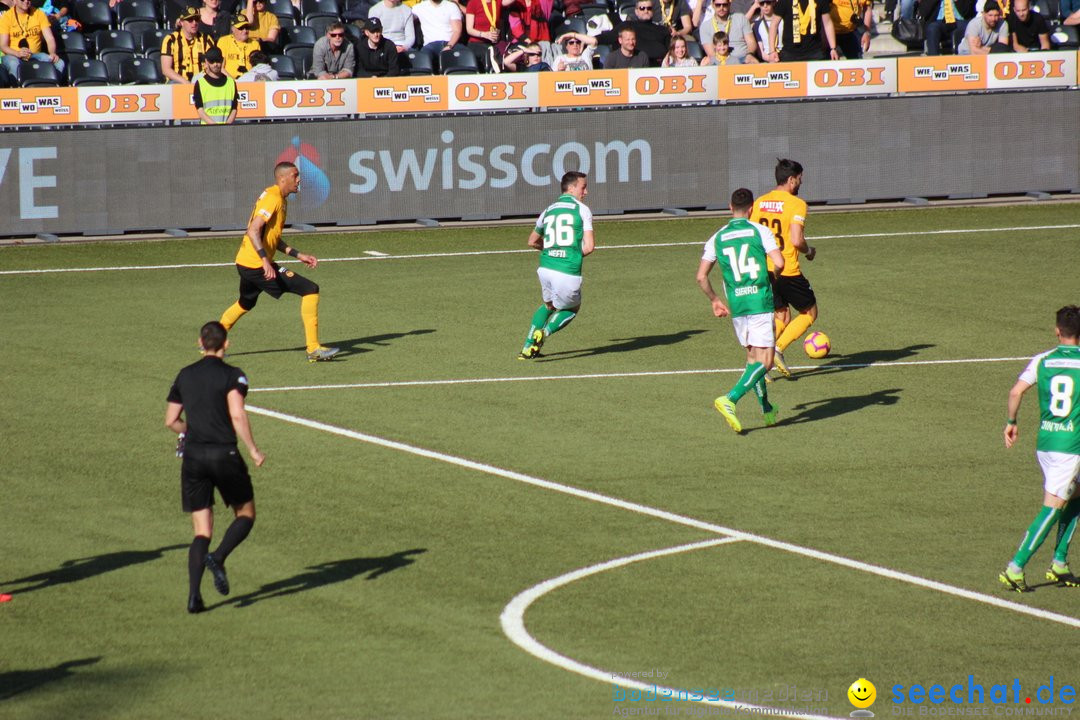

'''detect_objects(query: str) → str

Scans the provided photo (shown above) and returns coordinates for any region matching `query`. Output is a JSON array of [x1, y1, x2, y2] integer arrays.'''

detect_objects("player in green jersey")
[[695, 188, 786, 433], [519, 171, 595, 359], [1000, 305, 1080, 592]]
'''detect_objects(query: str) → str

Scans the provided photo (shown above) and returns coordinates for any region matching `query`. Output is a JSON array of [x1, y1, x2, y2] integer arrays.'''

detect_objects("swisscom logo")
[[277, 136, 330, 209]]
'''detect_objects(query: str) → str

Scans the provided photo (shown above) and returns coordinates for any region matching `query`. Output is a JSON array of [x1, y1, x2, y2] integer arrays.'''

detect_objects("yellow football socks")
[[776, 313, 814, 352], [301, 293, 321, 353], [220, 302, 248, 331]]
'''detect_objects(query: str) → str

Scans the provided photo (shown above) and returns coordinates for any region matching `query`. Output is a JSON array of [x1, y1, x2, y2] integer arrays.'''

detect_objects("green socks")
[[543, 310, 577, 336], [523, 306, 552, 352], [752, 377, 773, 413], [728, 362, 766, 404], [1011, 505, 1062, 570], [1054, 498, 1080, 565]]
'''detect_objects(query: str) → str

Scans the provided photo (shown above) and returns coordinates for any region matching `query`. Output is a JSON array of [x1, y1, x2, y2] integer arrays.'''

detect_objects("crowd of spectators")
[[0, 0, 1078, 87]]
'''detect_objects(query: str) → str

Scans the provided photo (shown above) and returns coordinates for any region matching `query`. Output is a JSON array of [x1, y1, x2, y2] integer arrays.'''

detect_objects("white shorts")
[[1038, 451, 1080, 500], [731, 312, 775, 349], [537, 266, 582, 310]]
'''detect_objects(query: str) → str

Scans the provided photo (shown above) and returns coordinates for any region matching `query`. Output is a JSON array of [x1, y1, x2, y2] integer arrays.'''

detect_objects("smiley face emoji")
[[848, 679, 876, 709]]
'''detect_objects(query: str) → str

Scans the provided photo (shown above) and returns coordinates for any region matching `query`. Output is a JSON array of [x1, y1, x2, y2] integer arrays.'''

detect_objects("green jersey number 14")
[[721, 244, 763, 283]]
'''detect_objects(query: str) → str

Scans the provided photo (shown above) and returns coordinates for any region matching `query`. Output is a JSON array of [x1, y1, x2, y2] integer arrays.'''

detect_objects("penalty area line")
[[246, 403, 1080, 630], [249, 355, 1033, 394]]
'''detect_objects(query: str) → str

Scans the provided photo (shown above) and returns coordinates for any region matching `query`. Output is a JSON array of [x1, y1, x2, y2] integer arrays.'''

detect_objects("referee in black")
[[165, 321, 265, 614]]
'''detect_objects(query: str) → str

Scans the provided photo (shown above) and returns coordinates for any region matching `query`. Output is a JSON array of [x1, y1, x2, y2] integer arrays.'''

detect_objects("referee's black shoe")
[[204, 553, 230, 596], [188, 594, 206, 614]]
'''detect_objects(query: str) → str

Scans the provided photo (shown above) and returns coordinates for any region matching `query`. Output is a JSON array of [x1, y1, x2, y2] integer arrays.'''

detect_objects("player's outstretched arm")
[[228, 390, 266, 466], [581, 230, 595, 256], [1003, 380, 1031, 448]]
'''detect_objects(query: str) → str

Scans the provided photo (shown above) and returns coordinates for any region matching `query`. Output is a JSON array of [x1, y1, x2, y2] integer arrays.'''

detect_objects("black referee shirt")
[[167, 356, 249, 445]]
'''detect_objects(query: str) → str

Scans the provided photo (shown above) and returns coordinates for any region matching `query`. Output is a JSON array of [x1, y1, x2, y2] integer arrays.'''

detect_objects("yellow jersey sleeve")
[[235, 186, 286, 268], [751, 190, 807, 277]]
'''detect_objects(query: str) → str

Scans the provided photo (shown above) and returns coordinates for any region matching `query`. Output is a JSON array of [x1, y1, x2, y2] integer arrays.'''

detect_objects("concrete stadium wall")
[[1, 89, 1076, 238]]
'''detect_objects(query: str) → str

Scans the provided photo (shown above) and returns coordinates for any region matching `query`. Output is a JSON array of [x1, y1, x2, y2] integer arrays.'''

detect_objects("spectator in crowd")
[[829, 0, 872, 57], [311, 21, 355, 78], [550, 30, 596, 70], [40, 0, 77, 32], [506, 0, 553, 49], [699, 28, 734, 61], [194, 47, 238, 124], [752, 0, 781, 59], [412, 0, 463, 58], [771, 0, 840, 60], [368, 0, 415, 54], [957, 0, 1009, 52], [198, 0, 233, 38], [600, 0, 671, 64], [244, 0, 281, 51], [662, 34, 699, 63], [465, 0, 503, 50], [503, 39, 552, 68], [0, 0, 64, 79], [656, 0, 694, 37], [918, 0, 974, 55], [237, 49, 278, 79], [1067, 6, 1080, 23], [354, 16, 401, 74], [162, 7, 216, 82], [700, 0, 756, 63], [1008, 0, 1049, 50], [603, 26, 650, 66], [218, 16, 260, 77]]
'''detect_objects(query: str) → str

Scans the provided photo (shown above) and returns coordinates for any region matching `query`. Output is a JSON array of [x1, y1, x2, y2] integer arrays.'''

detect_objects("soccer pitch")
[[2, 203, 1079, 720]]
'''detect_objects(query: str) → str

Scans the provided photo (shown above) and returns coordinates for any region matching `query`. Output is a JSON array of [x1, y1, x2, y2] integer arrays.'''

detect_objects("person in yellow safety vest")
[[194, 47, 238, 125]]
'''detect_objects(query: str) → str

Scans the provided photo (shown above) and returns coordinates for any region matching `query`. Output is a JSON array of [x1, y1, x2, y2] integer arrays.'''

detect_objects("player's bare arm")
[[282, 244, 318, 268], [527, 230, 543, 250], [246, 215, 276, 280], [581, 230, 595, 256], [1004, 379, 1031, 448], [228, 389, 265, 466], [790, 221, 815, 260], [695, 259, 730, 317], [165, 401, 187, 435], [767, 248, 784, 274]]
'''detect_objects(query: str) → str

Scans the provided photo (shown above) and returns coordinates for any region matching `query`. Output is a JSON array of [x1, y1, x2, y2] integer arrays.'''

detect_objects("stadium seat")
[[94, 29, 138, 57], [120, 17, 158, 38], [267, 52, 297, 78], [18, 61, 63, 87], [440, 45, 478, 74], [303, 12, 340, 38], [64, 50, 89, 66], [281, 24, 317, 46], [405, 49, 436, 74], [591, 43, 609, 67], [59, 30, 90, 57], [1034, 0, 1061, 18], [145, 48, 162, 66], [302, 0, 341, 17], [1050, 23, 1079, 47], [617, 0, 636, 19], [117, 56, 165, 83], [343, 22, 363, 43], [116, 0, 160, 25], [685, 38, 704, 61], [68, 58, 110, 85], [284, 44, 313, 75], [73, 0, 115, 33], [138, 27, 170, 54], [578, 2, 613, 19], [465, 41, 492, 72], [555, 16, 588, 36], [101, 49, 136, 83]]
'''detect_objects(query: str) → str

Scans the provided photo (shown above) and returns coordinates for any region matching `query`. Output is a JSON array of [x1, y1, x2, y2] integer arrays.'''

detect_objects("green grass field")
[[2, 203, 1079, 720]]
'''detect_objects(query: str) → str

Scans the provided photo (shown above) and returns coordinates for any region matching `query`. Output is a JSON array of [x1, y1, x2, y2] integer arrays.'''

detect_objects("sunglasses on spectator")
[[714, 2, 729, 6], [329, 31, 345, 36], [637, 5, 654, 9], [525, 51, 541, 56], [566, 38, 582, 43]]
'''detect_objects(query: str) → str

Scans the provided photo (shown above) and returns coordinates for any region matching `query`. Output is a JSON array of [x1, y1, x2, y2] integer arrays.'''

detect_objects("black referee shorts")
[[772, 273, 817, 313], [237, 263, 319, 307], [180, 443, 254, 512]]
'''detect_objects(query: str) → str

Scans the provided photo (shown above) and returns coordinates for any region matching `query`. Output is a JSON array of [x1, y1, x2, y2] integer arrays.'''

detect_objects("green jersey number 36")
[[542, 215, 575, 248]]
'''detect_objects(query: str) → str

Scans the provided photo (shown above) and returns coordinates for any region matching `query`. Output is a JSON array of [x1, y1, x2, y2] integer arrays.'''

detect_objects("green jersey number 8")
[[542, 215, 575, 248], [721, 243, 762, 283], [1049, 375, 1075, 418]]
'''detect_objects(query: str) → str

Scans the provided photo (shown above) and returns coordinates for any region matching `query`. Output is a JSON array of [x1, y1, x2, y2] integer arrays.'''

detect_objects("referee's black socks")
[[214, 516, 254, 564], [189, 536, 211, 597]]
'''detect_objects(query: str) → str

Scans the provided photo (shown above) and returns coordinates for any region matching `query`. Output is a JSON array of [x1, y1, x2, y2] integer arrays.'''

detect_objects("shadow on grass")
[[537, 330, 706, 361], [0, 657, 102, 701], [794, 344, 936, 379], [223, 548, 427, 608], [0, 545, 187, 595], [777, 388, 903, 426], [226, 329, 436, 359]]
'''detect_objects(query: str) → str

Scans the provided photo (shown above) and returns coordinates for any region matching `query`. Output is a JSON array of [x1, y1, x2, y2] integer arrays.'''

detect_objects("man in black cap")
[[957, 0, 1010, 53], [194, 46, 239, 124], [354, 16, 401, 76], [217, 15, 260, 77]]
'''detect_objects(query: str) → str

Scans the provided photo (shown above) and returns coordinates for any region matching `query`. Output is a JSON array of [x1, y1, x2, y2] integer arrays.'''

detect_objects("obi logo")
[[276, 136, 330, 209]]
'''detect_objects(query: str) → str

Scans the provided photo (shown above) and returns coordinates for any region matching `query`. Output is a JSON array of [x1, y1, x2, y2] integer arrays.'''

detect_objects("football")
[[803, 331, 831, 359]]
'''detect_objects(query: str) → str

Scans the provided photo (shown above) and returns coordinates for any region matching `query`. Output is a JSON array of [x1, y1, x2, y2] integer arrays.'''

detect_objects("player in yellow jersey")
[[219, 162, 339, 362], [749, 158, 818, 378]]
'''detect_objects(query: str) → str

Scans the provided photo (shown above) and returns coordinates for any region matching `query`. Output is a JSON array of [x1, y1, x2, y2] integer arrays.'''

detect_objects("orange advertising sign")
[[897, 56, 986, 93], [537, 70, 630, 107], [718, 62, 808, 100], [0, 88, 77, 126], [357, 76, 449, 114], [170, 83, 266, 121]]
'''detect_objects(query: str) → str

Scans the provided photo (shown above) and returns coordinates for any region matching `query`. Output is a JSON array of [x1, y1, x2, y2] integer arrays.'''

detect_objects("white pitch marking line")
[[3, 222, 1079, 276], [500, 537, 842, 720], [249, 355, 1032, 394], [246, 403, 1080, 630], [363, 250, 389, 257]]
